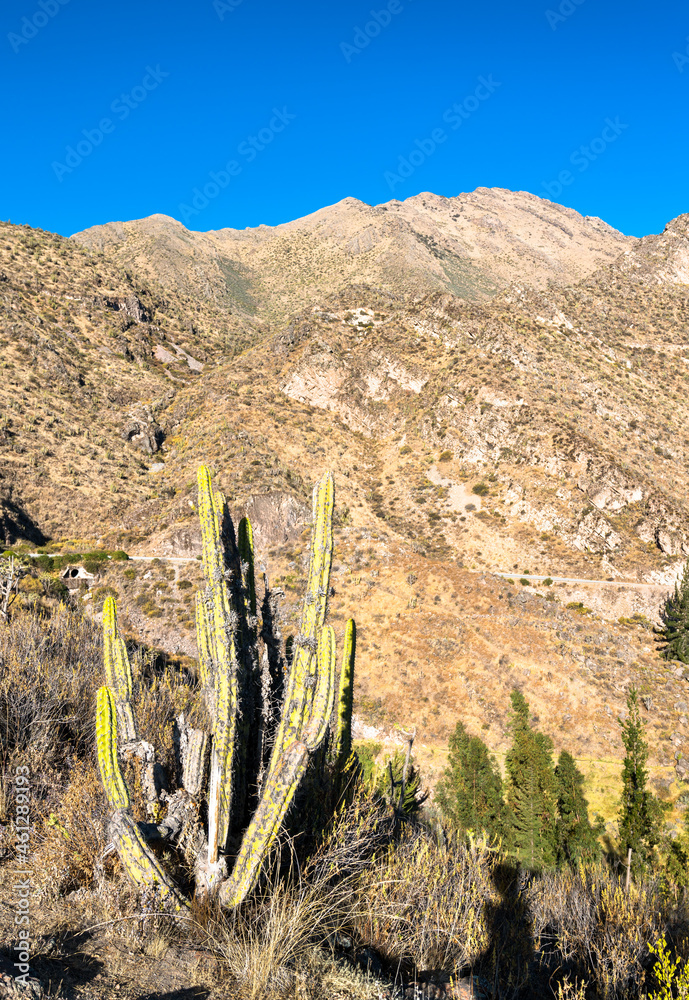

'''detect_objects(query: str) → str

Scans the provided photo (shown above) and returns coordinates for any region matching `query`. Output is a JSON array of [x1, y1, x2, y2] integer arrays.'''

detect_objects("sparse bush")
[[472, 482, 490, 496], [567, 601, 592, 615]]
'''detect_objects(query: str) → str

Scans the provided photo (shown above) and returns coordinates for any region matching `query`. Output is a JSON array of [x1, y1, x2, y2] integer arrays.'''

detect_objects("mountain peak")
[[72, 188, 636, 316]]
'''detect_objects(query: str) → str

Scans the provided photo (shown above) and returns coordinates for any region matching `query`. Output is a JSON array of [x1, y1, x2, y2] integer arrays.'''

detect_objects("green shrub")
[[566, 601, 591, 615], [177, 579, 193, 590], [439, 450, 453, 462], [472, 482, 489, 496], [543, 577, 554, 587], [111, 550, 129, 561], [519, 578, 530, 586], [399, 445, 412, 455]]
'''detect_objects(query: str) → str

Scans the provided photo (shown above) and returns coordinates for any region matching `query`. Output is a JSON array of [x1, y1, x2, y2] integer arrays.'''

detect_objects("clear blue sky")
[[1, 0, 687, 238]]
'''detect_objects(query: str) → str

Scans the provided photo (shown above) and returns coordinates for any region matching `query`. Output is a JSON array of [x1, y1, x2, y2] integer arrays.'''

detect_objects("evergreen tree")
[[505, 690, 557, 870], [554, 750, 603, 866], [436, 720, 507, 842], [618, 688, 665, 869], [656, 561, 689, 662]]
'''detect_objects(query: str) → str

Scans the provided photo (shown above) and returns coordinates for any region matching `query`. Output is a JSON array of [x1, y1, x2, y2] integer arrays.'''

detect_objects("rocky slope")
[[3, 196, 689, 821], [73, 187, 634, 323]]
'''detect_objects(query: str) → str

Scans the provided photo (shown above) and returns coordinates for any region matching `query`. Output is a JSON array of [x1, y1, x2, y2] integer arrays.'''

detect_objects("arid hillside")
[[3, 197, 689, 824], [72, 187, 634, 322]]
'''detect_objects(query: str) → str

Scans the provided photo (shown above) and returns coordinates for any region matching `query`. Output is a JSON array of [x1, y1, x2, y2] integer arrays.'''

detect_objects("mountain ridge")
[[72, 187, 635, 326]]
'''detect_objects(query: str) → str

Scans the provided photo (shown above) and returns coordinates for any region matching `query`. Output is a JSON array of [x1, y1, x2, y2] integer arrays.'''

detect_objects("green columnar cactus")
[[96, 465, 354, 910], [103, 595, 136, 742], [196, 467, 239, 856], [96, 686, 130, 811], [335, 619, 356, 773], [219, 623, 336, 909], [96, 683, 188, 909], [267, 472, 334, 771], [109, 809, 188, 910]]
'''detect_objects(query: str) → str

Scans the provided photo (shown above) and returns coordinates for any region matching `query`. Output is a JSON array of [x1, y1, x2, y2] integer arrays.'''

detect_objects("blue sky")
[[1, 0, 687, 238]]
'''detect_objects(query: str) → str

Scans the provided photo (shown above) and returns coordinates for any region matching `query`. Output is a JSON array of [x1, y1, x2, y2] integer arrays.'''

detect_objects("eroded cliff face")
[[267, 258, 689, 585]]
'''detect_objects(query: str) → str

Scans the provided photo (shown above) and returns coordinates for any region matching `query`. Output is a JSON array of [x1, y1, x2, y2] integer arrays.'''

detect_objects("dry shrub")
[[31, 758, 114, 898], [355, 827, 499, 976], [191, 791, 394, 999], [130, 653, 206, 784], [0, 603, 102, 779], [529, 862, 689, 999]]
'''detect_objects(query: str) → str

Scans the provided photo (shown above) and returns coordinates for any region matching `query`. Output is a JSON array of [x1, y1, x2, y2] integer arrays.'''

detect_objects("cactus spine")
[[96, 466, 355, 910]]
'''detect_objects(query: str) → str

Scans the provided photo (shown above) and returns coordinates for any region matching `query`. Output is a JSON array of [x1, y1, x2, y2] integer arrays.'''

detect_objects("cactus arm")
[[198, 466, 226, 586], [102, 596, 137, 742], [304, 626, 336, 751], [109, 810, 189, 911], [219, 625, 336, 908], [214, 652, 236, 851], [267, 472, 334, 772], [335, 619, 356, 769], [236, 516, 263, 824], [195, 593, 216, 716], [218, 741, 309, 909], [96, 686, 130, 811], [238, 518, 257, 618], [197, 466, 239, 854]]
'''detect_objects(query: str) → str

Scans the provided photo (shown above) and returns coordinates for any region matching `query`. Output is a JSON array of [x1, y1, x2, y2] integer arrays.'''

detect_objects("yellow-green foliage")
[[267, 471, 334, 767], [357, 828, 500, 973], [218, 474, 338, 908], [648, 936, 689, 1000]]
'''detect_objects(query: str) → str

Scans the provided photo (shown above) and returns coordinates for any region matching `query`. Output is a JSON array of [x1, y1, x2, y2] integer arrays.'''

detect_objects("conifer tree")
[[435, 720, 507, 842], [505, 690, 557, 870], [656, 561, 689, 662], [554, 750, 603, 866], [618, 688, 665, 869]]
